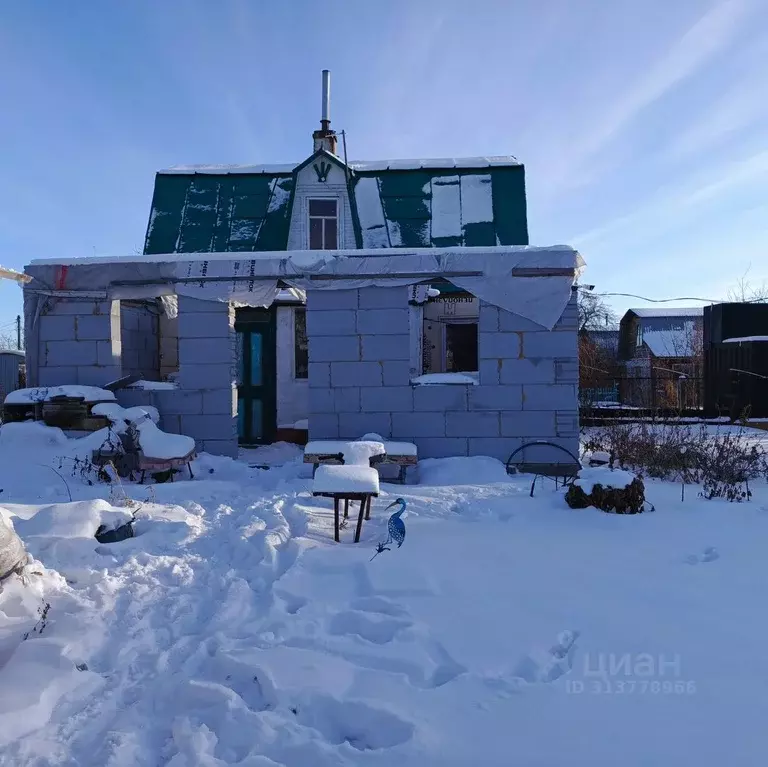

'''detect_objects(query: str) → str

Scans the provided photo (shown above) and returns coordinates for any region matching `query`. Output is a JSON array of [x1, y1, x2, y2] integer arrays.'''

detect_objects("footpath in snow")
[[1, 424, 768, 766]]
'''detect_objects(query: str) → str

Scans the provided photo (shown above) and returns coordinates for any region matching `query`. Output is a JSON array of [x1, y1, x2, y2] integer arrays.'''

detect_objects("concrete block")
[[360, 335, 409, 362], [75, 315, 112, 341], [115, 389, 153, 409], [356, 309, 409, 336], [153, 390, 204, 415], [468, 437, 521, 462], [308, 335, 359, 363], [179, 364, 234, 390], [45, 300, 112, 316], [415, 437, 469, 459], [38, 367, 77, 386], [46, 341, 98, 366], [358, 286, 408, 309], [159, 414, 182, 434], [382, 360, 411, 386], [501, 410, 556, 437], [97, 340, 119, 367], [555, 358, 579, 383], [499, 310, 547, 333], [309, 387, 335, 413], [413, 385, 468, 411], [446, 412, 500, 437], [178, 296, 233, 314], [178, 311, 232, 339], [361, 387, 413, 413], [479, 359, 500, 386], [522, 384, 577, 410], [179, 338, 234, 366], [468, 386, 522, 411], [330, 361, 382, 387], [308, 413, 340, 439], [76, 366, 119, 386], [181, 414, 237, 442], [199, 439, 239, 458], [38, 315, 75, 342], [308, 362, 331, 388], [479, 332, 520, 360], [392, 411, 446, 438], [334, 387, 361, 413], [306, 309, 357, 337], [521, 332, 577, 359], [500, 359, 555, 385], [478, 304, 499, 332], [556, 410, 579, 436], [203, 388, 236, 416], [338, 412, 392, 440], [307, 289, 358, 311]]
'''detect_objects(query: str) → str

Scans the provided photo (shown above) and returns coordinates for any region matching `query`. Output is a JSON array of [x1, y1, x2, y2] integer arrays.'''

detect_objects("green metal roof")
[[144, 152, 528, 255]]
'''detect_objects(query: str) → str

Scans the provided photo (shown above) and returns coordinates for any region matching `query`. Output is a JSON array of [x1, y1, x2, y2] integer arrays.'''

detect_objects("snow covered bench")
[[91, 403, 196, 482], [312, 464, 380, 543], [304, 439, 417, 483]]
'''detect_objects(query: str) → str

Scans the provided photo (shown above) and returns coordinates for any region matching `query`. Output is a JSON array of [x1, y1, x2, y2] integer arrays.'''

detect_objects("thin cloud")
[[552, 0, 753, 189], [571, 146, 768, 246]]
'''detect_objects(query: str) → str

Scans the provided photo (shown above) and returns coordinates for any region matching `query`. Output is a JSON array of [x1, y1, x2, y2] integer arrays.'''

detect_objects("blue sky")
[[1, 0, 767, 337]]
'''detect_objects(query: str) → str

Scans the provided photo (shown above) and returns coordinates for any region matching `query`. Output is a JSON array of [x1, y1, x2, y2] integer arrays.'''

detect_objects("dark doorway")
[[235, 307, 277, 445], [445, 322, 478, 372]]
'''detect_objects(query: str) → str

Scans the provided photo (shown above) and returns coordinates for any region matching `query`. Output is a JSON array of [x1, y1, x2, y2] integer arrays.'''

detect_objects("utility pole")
[[16, 315, 21, 350]]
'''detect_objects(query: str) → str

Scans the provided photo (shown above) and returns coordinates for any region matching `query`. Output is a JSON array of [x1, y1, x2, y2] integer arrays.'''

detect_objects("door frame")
[[235, 307, 277, 445]]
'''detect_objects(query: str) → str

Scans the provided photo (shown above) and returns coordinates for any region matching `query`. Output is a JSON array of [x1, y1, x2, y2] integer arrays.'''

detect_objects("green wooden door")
[[235, 308, 277, 445]]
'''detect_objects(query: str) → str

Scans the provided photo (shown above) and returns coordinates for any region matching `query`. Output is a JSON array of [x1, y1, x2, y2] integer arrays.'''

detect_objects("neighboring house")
[[618, 308, 703, 408], [22, 72, 583, 464], [580, 329, 620, 405]]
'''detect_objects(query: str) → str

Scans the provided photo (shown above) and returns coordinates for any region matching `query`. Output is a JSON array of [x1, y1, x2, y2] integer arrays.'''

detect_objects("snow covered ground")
[[2, 423, 768, 765]]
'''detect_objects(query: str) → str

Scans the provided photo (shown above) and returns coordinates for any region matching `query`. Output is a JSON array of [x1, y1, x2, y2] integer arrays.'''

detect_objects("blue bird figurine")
[[371, 498, 407, 560]]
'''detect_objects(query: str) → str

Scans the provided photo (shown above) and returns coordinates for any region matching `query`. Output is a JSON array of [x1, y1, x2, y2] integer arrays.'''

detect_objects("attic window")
[[308, 199, 338, 249]]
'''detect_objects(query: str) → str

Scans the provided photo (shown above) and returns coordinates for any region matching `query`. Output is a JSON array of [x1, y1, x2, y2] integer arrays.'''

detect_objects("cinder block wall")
[[172, 296, 239, 457], [120, 302, 160, 380], [35, 298, 122, 387], [307, 286, 579, 463]]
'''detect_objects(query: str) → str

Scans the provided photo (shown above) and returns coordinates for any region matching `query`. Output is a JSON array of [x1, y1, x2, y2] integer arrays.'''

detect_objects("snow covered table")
[[312, 465, 380, 543], [304, 440, 417, 483]]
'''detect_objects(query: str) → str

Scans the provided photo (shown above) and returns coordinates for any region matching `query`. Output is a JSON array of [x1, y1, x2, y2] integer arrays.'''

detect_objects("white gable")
[[287, 156, 356, 250]]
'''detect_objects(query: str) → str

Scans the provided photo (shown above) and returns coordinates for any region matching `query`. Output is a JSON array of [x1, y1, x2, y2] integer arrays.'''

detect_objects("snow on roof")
[[355, 176, 390, 248], [641, 325, 699, 357], [157, 156, 521, 175], [630, 307, 704, 318], [723, 336, 768, 343]]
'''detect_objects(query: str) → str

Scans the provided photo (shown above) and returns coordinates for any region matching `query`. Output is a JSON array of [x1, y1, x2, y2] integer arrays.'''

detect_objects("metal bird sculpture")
[[371, 498, 407, 560]]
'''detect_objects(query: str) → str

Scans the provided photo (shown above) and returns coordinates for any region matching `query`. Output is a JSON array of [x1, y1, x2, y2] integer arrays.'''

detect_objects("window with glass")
[[308, 199, 338, 249], [294, 308, 308, 379]]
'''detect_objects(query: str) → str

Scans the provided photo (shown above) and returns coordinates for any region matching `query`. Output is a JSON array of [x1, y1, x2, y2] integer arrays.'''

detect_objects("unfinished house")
[[21, 72, 583, 465]]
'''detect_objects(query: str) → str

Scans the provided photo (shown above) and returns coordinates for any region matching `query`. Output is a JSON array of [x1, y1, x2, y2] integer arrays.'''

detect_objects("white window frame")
[[307, 197, 340, 250]]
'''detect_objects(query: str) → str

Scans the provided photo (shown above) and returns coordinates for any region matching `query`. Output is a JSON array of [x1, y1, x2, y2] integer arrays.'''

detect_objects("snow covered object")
[[0, 512, 27, 581], [565, 467, 646, 514]]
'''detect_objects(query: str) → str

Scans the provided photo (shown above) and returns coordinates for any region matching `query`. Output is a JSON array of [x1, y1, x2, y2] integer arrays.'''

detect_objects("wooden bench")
[[312, 464, 380, 543], [304, 440, 417, 483]]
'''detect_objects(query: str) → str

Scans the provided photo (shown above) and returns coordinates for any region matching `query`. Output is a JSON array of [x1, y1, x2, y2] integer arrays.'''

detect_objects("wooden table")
[[311, 490, 378, 543]]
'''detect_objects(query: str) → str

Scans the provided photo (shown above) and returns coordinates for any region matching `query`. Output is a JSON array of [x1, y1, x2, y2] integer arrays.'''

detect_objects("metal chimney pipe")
[[321, 69, 330, 127]]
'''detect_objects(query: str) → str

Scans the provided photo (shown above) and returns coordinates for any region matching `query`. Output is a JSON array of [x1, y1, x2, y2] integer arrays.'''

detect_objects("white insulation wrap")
[[24, 245, 584, 330]]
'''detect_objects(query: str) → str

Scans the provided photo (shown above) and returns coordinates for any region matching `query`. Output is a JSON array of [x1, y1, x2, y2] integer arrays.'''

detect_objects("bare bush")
[[583, 420, 766, 502]]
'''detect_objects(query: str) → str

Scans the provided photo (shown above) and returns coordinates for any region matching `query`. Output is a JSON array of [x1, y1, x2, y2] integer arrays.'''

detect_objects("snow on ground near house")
[[4, 386, 116, 405], [2, 424, 768, 764]]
